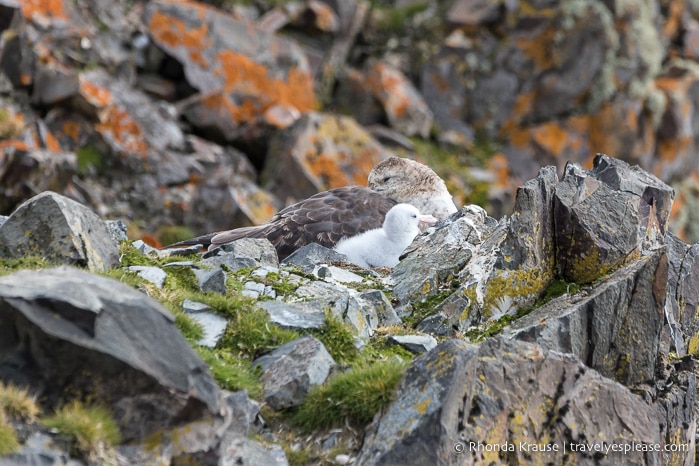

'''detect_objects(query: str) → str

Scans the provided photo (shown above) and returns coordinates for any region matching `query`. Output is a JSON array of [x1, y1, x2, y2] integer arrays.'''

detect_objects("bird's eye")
[[383, 176, 391, 182]]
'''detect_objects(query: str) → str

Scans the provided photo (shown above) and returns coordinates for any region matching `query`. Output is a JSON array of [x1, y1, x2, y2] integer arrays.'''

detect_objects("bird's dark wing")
[[207, 186, 395, 260]]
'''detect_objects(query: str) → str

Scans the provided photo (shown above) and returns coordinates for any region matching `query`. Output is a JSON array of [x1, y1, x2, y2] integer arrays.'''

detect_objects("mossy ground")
[[2, 242, 452, 464], [40, 400, 120, 459]]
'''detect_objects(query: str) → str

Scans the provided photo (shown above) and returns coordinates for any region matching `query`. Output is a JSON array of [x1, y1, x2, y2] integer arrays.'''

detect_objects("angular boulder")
[[0, 191, 119, 272], [357, 337, 692, 465], [555, 154, 674, 283], [253, 335, 336, 410], [0, 267, 219, 442]]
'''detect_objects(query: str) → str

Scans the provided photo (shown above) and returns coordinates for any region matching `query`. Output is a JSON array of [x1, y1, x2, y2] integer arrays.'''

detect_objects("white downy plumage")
[[334, 204, 437, 268]]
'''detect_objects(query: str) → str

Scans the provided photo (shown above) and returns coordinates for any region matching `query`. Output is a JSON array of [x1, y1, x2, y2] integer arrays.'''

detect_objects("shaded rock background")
[[3, 0, 699, 245]]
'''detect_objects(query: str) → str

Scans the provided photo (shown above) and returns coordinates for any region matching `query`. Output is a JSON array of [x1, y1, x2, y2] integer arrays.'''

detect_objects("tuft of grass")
[[0, 411, 19, 456], [310, 312, 360, 364], [0, 381, 39, 422], [217, 306, 300, 359], [195, 347, 262, 399], [293, 359, 408, 431], [41, 401, 121, 457]]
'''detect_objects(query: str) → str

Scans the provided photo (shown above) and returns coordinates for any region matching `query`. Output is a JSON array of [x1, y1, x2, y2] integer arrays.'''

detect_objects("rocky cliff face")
[[0, 154, 696, 465]]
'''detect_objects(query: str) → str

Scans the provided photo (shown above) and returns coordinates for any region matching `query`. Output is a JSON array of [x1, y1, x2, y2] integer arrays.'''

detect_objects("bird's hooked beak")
[[418, 214, 438, 227]]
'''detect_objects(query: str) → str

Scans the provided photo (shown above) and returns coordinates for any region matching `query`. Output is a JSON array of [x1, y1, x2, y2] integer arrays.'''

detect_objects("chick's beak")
[[418, 214, 438, 227]]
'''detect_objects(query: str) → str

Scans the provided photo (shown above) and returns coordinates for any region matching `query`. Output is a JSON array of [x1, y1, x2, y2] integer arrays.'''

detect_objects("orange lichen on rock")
[[147, 10, 212, 69], [367, 63, 408, 117], [531, 122, 568, 158], [487, 153, 511, 189], [514, 26, 555, 70], [0, 140, 33, 151], [20, 0, 69, 22], [500, 92, 535, 137], [79, 76, 112, 108], [215, 51, 314, 119], [42, 129, 61, 153], [304, 152, 352, 189], [62, 121, 81, 142], [96, 107, 148, 157]]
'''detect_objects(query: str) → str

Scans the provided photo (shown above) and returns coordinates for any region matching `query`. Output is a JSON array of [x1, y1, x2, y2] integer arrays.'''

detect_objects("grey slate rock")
[[253, 335, 336, 410], [360, 290, 400, 326], [312, 264, 364, 283], [0, 191, 119, 272], [387, 334, 437, 354], [183, 299, 228, 348], [296, 280, 378, 339], [257, 300, 326, 329], [127, 265, 167, 288], [391, 205, 494, 305], [0, 267, 219, 442], [219, 431, 289, 466], [106, 219, 129, 243], [202, 238, 279, 271], [282, 242, 348, 266], [223, 389, 262, 436], [193, 267, 227, 293], [0, 432, 78, 466]]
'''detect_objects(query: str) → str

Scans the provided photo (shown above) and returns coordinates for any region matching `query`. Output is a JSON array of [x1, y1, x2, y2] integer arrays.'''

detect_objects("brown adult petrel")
[[165, 156, 457, 260]]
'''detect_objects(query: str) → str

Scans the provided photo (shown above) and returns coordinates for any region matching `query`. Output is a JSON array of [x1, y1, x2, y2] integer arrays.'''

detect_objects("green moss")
[[195, 347, 262, 399], [539, 279, 580, 304], [285, 443, 314, 466], [117, 242, 200, 268], [163, 265, 199, 293], [41, 401, 121, 457], [0, 256, 51, 276], [217, 306, 300, 359], [75, 146, 102, 175], [293, 359, 407, 431], [310, 312, 360, 364], [362, 335, 416, 363]]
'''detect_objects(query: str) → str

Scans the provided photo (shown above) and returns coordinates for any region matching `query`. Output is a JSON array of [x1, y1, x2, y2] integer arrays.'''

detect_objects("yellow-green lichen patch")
[[481, 267, 554, 320]]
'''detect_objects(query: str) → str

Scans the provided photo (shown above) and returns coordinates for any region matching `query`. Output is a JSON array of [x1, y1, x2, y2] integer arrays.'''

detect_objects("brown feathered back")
[[168, 186, 396, 260]]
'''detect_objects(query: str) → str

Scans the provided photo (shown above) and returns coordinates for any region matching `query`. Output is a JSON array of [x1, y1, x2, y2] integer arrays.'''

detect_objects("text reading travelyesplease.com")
[[453, 440, 690, 456]]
